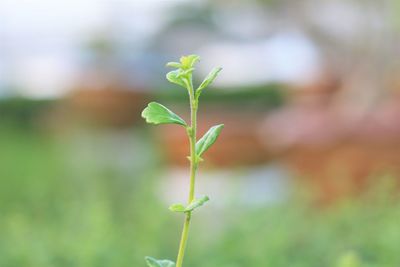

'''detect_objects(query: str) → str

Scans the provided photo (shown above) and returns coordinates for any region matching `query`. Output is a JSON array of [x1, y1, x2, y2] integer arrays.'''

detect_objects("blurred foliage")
[[156, 84, 286, 110], [0, 126, 399, 267], [0, 98, 55, 129]]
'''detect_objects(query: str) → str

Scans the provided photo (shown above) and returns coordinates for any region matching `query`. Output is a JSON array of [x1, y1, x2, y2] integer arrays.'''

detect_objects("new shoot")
[[142, 55, 223, 267]]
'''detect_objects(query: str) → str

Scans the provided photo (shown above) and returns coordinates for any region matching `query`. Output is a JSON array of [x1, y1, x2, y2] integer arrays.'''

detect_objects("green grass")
[[0, 126, 399, 267]]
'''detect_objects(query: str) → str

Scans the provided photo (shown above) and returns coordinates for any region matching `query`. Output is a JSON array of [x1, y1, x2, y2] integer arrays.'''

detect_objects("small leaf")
[[166, 62, 181, 68], [196, 124, 224, 157], [142, 102, 187, 126], [180, 55, 200, 69], [166, 70, 187, 88], [196, 67, 222, 97], [185, 196, 210, 212], [145, 256, 175, 267], [169, 203, 186, 213]]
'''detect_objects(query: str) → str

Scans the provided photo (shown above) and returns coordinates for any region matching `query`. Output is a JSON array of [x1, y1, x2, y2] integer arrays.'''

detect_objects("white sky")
[[0, 0, 191, 98]]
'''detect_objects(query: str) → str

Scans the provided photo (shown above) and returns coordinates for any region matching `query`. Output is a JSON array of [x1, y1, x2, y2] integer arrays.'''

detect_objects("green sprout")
[[142, 55, 223, 267]]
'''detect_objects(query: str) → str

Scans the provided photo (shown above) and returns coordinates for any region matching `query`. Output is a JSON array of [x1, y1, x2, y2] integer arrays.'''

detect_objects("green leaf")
[[196, 124, 224, 157], [145, 256, 175, 267], [166, 70, 187, 88], [169, 196, 210, 213], [180, 55, 200, 70], [141, 102, 187, 126], [185, 196, 210, 212], [169, 203, 186, 213], [166, 62, 181, 68], [196, 67, 222, 97], [166, 55, 201, 88]]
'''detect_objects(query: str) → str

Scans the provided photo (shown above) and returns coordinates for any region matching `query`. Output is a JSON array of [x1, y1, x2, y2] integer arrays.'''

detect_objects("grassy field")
[[1, 125, 400, 267]]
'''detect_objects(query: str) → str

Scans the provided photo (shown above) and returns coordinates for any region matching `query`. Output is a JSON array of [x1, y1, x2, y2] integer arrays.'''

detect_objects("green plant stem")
[[176, 212, 191, 267], [176, 79, 198, 267]]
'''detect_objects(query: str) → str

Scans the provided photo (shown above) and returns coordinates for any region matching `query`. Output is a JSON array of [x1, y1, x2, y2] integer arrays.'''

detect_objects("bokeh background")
[[1, 0, 400, 266]]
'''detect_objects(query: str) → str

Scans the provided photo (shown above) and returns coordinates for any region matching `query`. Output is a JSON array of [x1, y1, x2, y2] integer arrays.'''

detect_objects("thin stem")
[[176, 78, 198, 267], [175, 212, 191, 267]]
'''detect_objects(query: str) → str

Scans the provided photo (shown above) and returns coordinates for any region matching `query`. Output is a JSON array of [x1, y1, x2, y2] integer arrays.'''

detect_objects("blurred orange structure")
[[261, 76, 400, 202], [66, 88, 149, 127]]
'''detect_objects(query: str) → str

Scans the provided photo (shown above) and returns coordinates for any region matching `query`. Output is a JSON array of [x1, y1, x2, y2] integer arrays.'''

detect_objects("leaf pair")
[[166, 54, 222, 95], [167, 67, 221, 94], [166, 55, 200, 89], [166, 55, 200, 70], [169, 196, 210, 213], [141, 103, 224, 158], [145, 256, 175, 267]]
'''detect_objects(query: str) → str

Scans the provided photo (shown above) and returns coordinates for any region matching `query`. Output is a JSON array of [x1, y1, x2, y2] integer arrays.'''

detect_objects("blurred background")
[[1, 0, 400, 266]]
